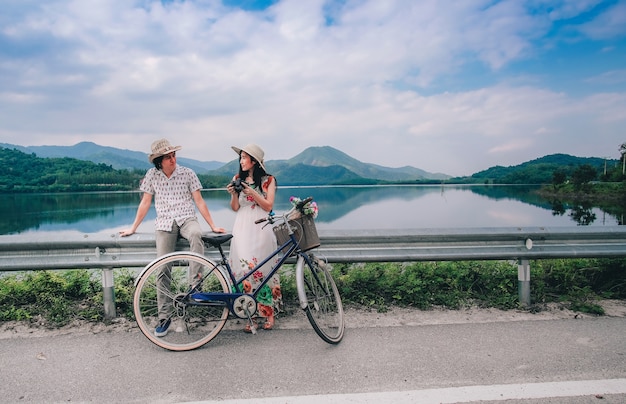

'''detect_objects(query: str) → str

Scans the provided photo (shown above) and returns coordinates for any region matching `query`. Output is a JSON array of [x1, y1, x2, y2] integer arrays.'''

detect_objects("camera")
[[230, 178, 244, 193]]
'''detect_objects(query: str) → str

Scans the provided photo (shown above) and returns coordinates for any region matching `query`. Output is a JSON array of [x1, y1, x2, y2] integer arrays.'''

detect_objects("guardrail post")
[[517, 259, 531, 306], [102, 268, 116, 318]]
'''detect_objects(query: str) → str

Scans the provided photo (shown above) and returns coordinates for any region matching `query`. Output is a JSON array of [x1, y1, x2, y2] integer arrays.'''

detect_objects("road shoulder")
[[1, 299, 625, 339]]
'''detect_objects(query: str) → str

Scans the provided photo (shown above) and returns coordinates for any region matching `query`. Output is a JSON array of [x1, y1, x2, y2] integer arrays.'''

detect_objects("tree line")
[[0, 147, 230, 193], [2, 145, 626, 194], [465, 153, 624, 185]]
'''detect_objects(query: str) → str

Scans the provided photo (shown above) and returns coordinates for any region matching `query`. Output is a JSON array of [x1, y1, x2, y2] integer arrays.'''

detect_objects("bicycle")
[[133, 197, 345, 351]]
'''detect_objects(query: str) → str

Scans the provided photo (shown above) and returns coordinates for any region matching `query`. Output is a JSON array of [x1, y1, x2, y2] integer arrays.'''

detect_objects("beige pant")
[[155, 218, 204, 320]]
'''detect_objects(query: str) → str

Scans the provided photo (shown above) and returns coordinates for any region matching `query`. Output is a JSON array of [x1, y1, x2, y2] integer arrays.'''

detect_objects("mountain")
[[0, 141, 224, 173], [0, 142, 449, 184], [211, 146, 450, 184], [281, 146, 450, 182]]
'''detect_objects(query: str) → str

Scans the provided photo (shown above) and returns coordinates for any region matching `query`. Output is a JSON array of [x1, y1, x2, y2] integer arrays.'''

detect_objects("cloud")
[[0, 0, 625, 177], [488, 139, 533, 154], [577, 1, 626, 39], [586, 69, 626, 85]]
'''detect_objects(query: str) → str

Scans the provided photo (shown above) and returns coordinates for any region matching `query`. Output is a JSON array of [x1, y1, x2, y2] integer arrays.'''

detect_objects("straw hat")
[[148, 138, 182, 163], [231, 143, 267, 171]]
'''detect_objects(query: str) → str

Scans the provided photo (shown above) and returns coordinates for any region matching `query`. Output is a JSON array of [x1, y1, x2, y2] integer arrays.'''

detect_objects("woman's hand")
[[240, 181, 251, 194], [241, 182, 260, 200]]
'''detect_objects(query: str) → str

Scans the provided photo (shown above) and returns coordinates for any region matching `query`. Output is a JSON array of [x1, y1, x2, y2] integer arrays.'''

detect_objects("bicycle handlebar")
[[254, 196, 314, 226], [296, 196, 313, 209]]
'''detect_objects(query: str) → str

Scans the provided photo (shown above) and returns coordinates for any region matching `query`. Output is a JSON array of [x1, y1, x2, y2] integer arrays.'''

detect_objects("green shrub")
[[334, 261, 519, 311], [278, 268, 299, 315], [1, 257, 624, 327], [91, 268, 137, 320], [530, 258, 626, 314], [0, 270, 99, 326]]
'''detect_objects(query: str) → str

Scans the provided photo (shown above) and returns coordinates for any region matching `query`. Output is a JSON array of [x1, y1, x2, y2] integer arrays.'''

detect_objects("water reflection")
[[467, 185, 554, 209], [568, 203, 597, 226], [466, 186, 621, 226], [0, 192, 142, 234], [550, 200, 567, 216], [0, 185, 623, 235], [545, 199, 597, 226]]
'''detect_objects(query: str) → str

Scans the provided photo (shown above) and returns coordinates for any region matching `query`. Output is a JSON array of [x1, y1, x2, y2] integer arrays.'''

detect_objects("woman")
[[227, 143, 281, 332]]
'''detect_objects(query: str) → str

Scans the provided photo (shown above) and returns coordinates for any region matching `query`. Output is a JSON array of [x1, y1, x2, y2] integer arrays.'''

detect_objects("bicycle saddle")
[[201, 233, 233, 247]]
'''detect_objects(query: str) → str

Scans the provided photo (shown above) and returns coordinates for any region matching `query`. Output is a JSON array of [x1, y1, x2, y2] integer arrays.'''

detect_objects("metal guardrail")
[[317, 226, 626, 262], [1, 226, 626, 316]]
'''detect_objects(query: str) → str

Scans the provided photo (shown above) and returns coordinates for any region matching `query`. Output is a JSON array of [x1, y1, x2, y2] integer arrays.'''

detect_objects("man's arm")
[[119, 193, 152, 236], [192, 190, 225, 233]]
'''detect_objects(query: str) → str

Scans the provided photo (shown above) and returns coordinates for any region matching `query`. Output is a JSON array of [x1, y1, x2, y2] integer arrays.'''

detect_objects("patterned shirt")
[[140, 165, 202, 231]]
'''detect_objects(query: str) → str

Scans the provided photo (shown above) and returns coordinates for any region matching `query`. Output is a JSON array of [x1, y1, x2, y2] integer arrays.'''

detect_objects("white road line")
[[187, 378, 626, 403]]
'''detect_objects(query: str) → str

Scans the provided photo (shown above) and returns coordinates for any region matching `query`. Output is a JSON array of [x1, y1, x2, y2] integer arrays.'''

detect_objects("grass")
[[1, 258, 625, 328]]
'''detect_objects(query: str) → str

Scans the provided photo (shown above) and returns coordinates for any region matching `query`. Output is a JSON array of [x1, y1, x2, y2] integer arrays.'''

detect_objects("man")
[[120, 138, 225, 337]]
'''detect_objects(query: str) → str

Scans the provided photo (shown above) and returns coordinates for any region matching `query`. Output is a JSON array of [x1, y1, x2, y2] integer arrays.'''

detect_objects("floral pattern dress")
[[228, 175, 282, 320]]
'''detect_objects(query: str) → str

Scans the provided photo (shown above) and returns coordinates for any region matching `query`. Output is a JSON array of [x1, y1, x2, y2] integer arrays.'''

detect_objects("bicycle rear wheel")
[[297, 254, 345, 344], [134, 252, 230, 351]]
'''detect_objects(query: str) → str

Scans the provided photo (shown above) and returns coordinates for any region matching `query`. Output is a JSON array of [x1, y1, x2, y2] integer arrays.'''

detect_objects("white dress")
[[228, 176, 282, 319]]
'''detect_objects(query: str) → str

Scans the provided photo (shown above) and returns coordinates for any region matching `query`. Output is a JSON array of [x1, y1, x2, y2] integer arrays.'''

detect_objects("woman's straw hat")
[[231, 143, 267, 171]]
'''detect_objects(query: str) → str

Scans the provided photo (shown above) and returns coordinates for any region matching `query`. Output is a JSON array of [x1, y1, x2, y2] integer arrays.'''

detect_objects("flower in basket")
[[289, 196, 319, 219]]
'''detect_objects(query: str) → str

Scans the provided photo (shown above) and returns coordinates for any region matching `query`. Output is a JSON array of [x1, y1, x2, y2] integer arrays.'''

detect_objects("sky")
[[1, 0, 625, 177]]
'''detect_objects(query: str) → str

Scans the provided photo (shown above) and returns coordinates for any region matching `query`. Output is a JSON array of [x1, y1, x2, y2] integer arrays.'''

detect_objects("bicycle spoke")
[[300, 254, 345, 344], [134, 253, 230, 351]]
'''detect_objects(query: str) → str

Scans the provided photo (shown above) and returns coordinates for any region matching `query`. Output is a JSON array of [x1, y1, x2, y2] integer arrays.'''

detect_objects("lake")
[[0, 185, 622, 236]]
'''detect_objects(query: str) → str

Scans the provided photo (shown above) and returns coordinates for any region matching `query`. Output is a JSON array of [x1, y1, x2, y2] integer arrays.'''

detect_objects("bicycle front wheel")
[[134, 252, 230, 351], [297, 253, 345, 344]]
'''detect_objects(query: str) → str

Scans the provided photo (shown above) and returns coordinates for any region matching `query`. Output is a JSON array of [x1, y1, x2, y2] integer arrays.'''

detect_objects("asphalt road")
[[1, 316, 626, 403]]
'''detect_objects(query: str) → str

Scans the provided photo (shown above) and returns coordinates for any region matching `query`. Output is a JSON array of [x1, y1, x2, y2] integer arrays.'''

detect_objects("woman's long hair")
[[238, 154, 271, 189]]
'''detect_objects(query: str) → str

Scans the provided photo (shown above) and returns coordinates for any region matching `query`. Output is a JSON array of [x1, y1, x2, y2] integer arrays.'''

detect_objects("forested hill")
[[465, 154, 617, 184], [0, 141, 221, 173], [0, 147, 143, 192], [0, 147, 230, 193]]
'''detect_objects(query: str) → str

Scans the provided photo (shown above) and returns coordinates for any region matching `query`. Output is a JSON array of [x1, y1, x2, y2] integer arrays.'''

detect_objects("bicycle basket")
[[273, 215, 320, 253]]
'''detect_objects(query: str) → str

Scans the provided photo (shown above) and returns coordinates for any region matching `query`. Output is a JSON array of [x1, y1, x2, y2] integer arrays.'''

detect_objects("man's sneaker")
[[154, 318, 171, 337]]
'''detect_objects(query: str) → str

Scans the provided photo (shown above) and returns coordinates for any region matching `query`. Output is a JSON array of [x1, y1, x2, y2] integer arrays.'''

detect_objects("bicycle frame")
[[189, 216, 307, 315], [230, 234, 298, 294]]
